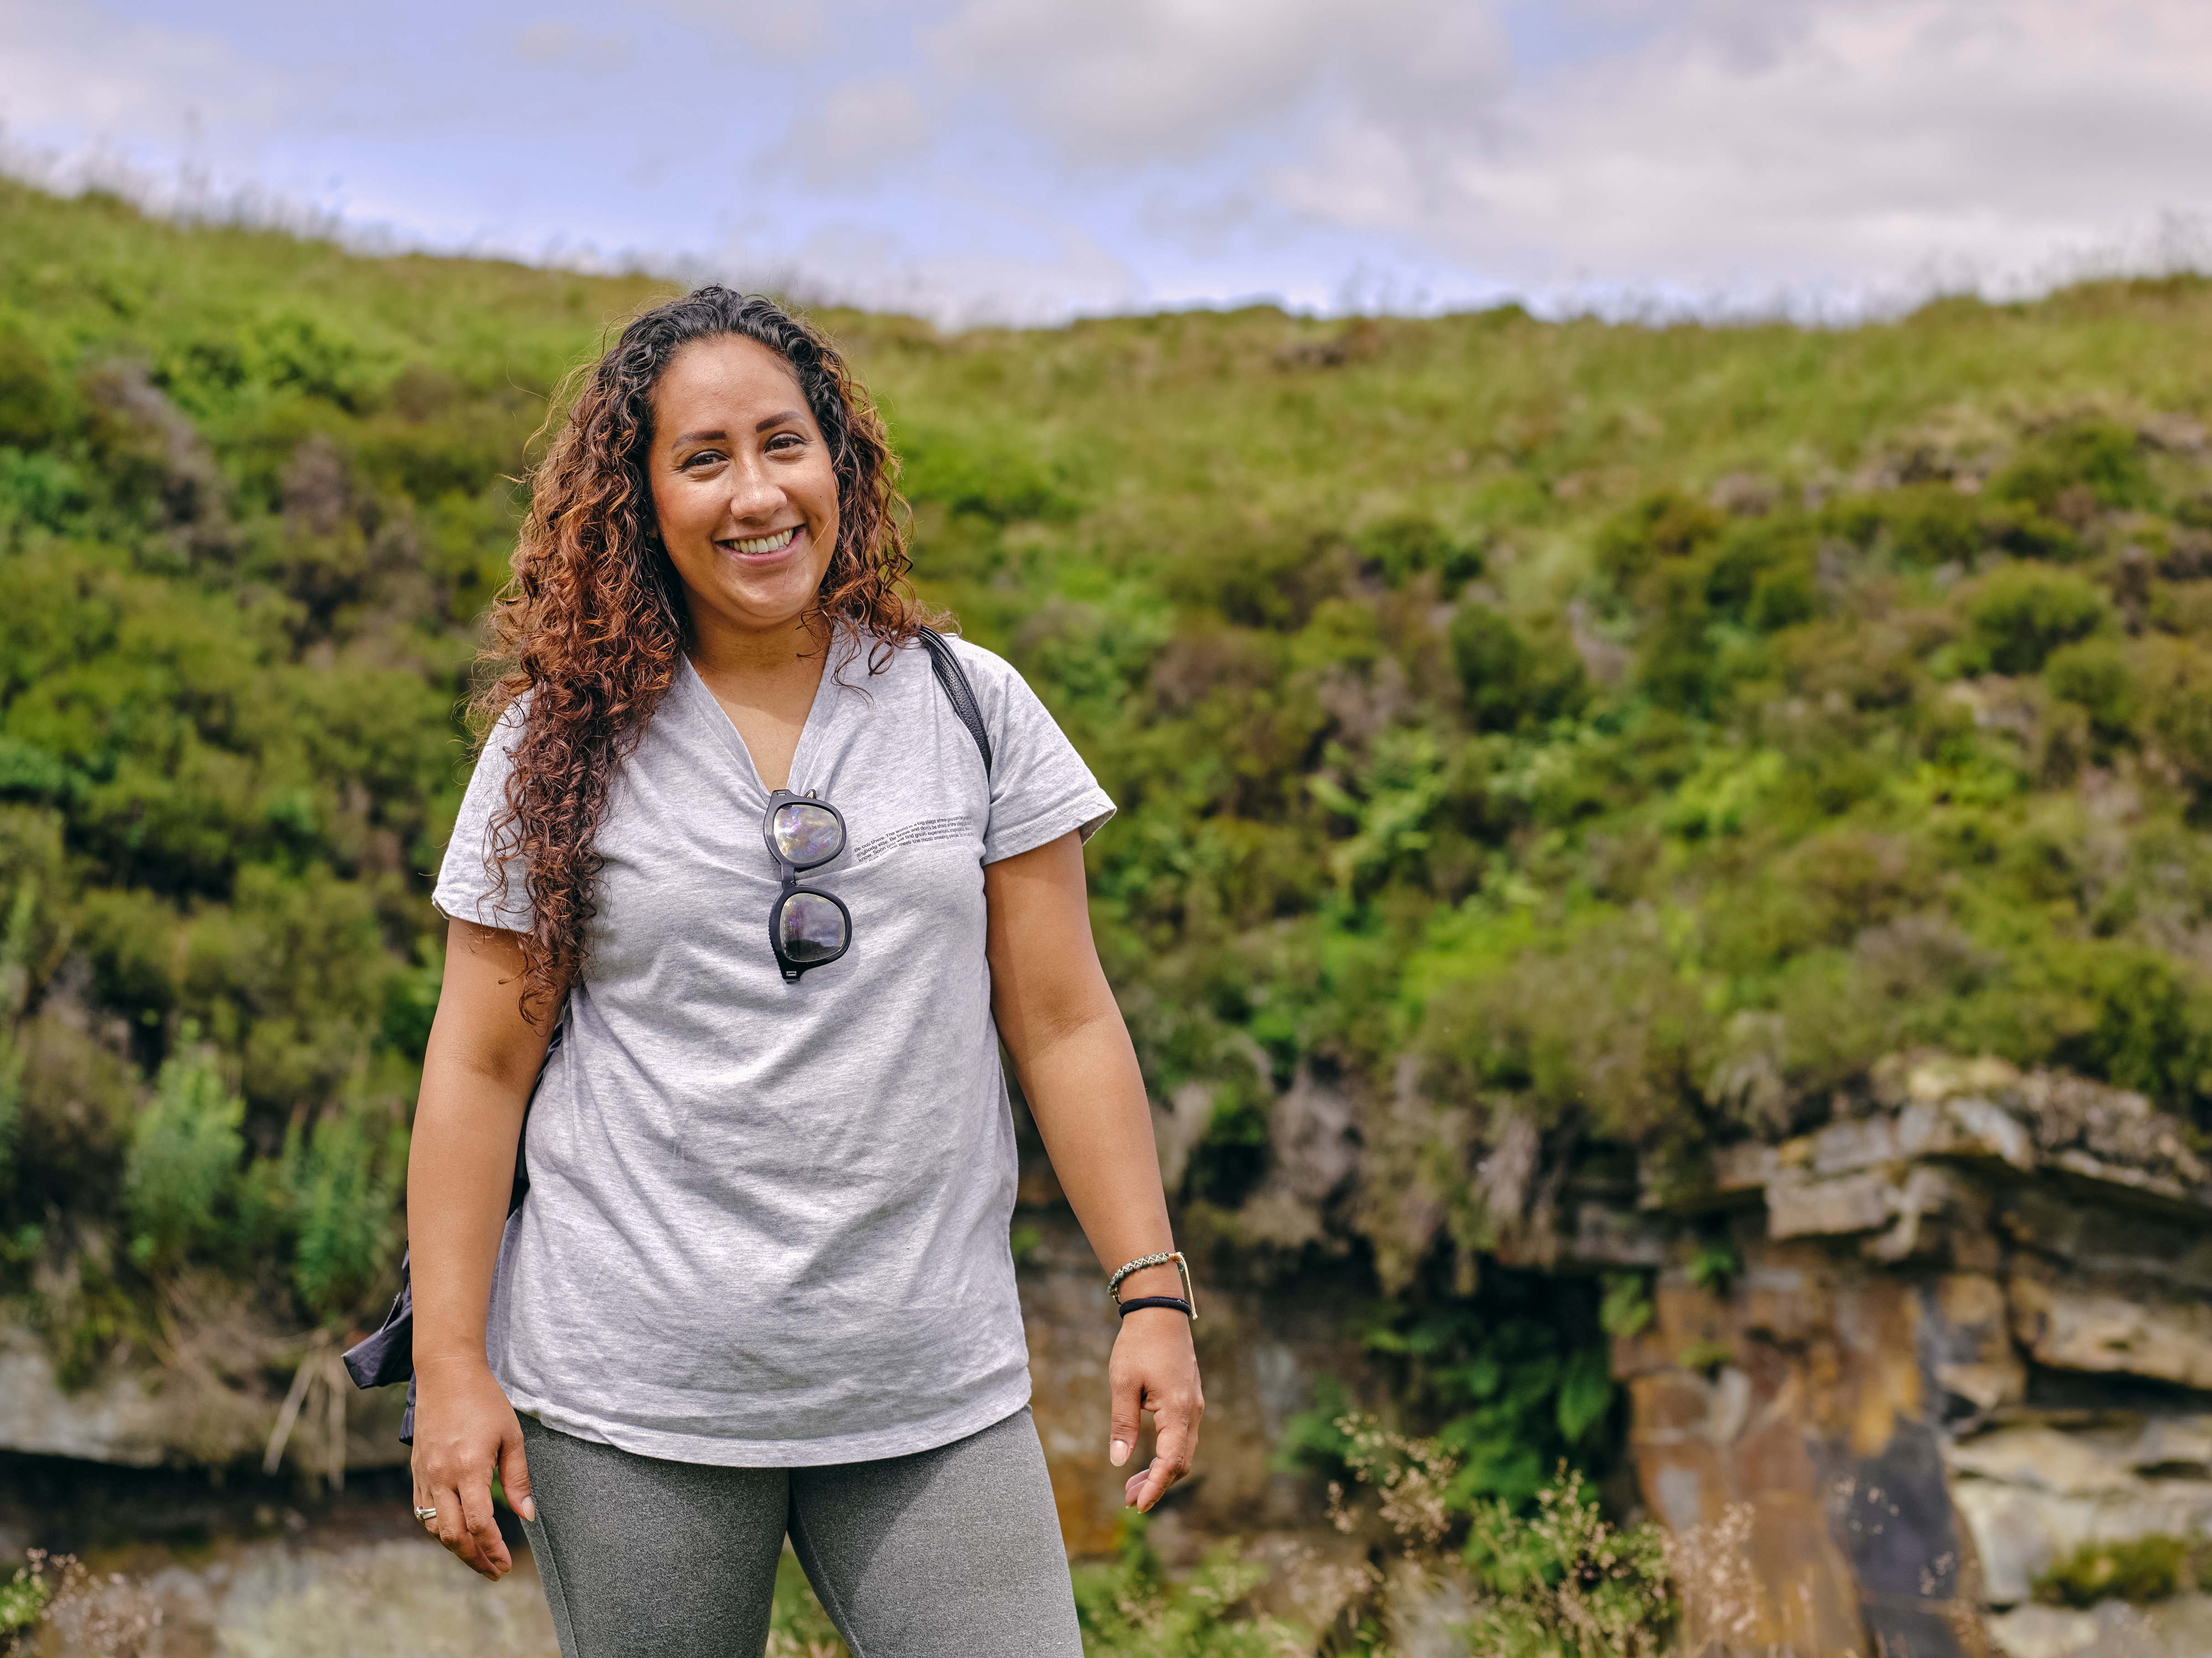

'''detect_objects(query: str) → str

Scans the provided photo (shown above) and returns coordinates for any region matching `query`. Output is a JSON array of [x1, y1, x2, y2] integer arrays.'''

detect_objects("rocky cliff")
[[9, 1052, 2212, 1658], [1594, 1053, 2212, 1656]]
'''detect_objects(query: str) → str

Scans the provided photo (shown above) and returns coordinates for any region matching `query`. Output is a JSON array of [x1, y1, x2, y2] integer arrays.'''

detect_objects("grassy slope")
[[4, 177, 2212, 1497]]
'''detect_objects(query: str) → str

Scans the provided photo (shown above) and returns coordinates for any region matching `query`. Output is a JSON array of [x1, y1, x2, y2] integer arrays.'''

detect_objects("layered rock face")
[[9, 1053, 2209, 1658], [1599, 1055, 2212, 1656]]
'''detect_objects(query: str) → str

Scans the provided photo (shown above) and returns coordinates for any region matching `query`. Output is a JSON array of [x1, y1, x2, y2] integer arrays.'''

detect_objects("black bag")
[[342, 628, 992, 1440]]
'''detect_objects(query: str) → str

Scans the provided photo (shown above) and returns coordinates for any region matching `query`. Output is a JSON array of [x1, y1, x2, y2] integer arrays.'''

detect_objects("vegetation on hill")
[[3, 179, 2212, 1523]]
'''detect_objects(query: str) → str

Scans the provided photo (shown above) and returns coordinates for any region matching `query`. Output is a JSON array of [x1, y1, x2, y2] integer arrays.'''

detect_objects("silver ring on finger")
[[415, 1506, 438, 1523]]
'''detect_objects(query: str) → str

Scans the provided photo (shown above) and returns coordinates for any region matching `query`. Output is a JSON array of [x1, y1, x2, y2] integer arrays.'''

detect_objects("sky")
[[2, 0, 2208, 326]]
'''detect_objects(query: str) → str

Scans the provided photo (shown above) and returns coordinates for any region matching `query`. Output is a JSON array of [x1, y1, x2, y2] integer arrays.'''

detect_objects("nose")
[[722, 452, 784, 526]]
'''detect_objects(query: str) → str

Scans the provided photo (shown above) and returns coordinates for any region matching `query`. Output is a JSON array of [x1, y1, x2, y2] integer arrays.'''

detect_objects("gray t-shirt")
[[433, 632, 1114, 1466]]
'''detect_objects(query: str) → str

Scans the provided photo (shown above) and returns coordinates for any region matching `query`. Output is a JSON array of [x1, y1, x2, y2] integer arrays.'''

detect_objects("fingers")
[[1129, 1392, 1199, 1513], [425, 1470, 508, 1581], [1109, 1315, 1205, 1512], [1107, 1366, 1145, 1471], [498, 1419, 538, 1523], [460, 1469, 514, 1579], [431, 1482, 483, 1571]]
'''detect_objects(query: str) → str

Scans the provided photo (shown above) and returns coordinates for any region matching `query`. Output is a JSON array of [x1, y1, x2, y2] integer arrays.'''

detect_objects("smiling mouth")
[[721, 526, 801, 555]]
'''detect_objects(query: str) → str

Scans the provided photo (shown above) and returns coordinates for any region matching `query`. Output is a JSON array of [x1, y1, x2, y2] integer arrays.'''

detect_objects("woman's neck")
[[689, 605, 831, 681], [687, 611, 834, 793]]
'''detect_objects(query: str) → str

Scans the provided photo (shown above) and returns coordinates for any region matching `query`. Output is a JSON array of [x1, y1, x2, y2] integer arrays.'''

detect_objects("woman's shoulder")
[[933, 630, 1020, 686], [846, 622, 1028, 703]]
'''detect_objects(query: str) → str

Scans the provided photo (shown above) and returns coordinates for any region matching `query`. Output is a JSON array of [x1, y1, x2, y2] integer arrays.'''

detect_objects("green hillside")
[[3, 177, 2212, 1501]]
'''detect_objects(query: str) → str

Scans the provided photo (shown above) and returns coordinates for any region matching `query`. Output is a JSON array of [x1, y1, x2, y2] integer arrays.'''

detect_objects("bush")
[[287, 1103, 403, 1326], [122, 1047, 245, 1274], [2045, 638, 2138, 739], [1316, 1420, 1680, 1657], [1420, 920, 1714, 1143], [1451, 607, 1588, 732], [1361, 513, 1483, 591], [1461, 1470, 1674, 1657], [2138, 637, 2212, 788], [1827, 485, 1985, 568], [2033, 1534, 2188, 1608], [1071, 1514, 1305, 1657], [1, 1553, 62, 1655], [1962, 565, 2112, 674], [0, 328, 62, 451], [1989, 420, 2155, 515], [0, 449, 86, 535], [1595, 492, 1723, 590]]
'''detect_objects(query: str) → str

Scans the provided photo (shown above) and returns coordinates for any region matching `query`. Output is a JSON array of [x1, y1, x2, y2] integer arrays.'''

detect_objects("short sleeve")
[[433, 701, 535, 931], [951, 639, 1116, 865]]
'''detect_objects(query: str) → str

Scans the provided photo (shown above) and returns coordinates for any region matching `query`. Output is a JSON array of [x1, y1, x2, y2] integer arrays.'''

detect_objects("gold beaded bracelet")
[[1106, 1250, 1198, 1321]]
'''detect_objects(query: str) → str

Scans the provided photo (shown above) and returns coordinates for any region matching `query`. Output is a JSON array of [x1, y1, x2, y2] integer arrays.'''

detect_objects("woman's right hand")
[[411, 1355, 535, 1581]]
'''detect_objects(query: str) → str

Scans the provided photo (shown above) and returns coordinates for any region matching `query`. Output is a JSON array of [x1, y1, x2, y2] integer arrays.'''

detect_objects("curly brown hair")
[[471, 287, 922, 1021]]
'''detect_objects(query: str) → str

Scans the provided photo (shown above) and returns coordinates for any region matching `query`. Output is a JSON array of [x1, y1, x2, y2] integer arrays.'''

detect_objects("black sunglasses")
[[761, 790, 852, 982]]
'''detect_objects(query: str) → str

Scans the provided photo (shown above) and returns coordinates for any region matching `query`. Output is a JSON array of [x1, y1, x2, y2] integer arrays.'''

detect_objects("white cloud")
[[0, 0, 286, 140], [1272, 0, 2212, 303], [756, 77, 938, 192], [4, 0, 2205, 325], [711, 210, 1142, 326], [928, 0, 1510, 167]]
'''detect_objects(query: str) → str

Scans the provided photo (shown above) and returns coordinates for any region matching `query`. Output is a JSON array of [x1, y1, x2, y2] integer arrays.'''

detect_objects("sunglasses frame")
[[761, 790, 851, 982]]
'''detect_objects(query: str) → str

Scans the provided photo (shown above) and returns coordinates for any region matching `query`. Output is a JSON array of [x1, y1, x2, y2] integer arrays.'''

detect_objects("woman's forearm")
[[1013, 1012, 1186, 1301], [407, 1058, 535, 1371], [409, 919, 562, 1374], [985, 834, 1187, 1303]]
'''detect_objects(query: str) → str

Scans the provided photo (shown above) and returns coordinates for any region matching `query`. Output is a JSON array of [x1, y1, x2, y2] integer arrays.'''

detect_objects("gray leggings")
[[515, 1407, 1082, 1658]]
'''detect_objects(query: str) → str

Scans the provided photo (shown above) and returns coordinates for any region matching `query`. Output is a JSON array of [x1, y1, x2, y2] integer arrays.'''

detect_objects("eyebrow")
[[669, 411, 806, 448]]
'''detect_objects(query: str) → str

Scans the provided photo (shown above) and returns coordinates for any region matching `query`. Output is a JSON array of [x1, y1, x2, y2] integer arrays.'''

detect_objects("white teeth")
[[728, 527, 799, 555]]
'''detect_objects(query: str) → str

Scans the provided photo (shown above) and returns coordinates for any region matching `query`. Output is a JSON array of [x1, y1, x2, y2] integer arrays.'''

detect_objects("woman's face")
[[648, 334, 841, 640]]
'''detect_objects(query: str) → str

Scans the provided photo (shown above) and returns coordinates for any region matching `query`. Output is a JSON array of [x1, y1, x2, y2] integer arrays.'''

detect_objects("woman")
[[406, 288, 1201, 1656]]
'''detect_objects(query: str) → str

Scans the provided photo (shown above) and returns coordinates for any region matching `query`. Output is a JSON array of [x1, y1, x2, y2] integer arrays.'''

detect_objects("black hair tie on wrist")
[[1116, 1295, 1194, 1319]]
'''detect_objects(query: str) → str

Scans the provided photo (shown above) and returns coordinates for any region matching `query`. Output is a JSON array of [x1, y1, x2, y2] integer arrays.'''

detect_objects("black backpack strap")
[[918, 626, 993, 777]]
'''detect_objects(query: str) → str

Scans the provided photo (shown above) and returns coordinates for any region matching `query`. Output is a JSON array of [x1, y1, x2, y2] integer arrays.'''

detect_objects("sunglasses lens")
[[778, 891, 847, 963], [772, 802, 842, 866]]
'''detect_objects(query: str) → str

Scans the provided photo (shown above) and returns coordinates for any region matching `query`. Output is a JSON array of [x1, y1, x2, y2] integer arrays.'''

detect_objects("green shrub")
[[1182, 1080, 1272, 1207], [1361, 513, 1482, 591], [2033, 1534, 2188, 1608], [1461, 1470, 1674, 1658], [1989, 420, 2155, 515], [0, 449, 85, 535], [287, 1104, 403, 1325], [2045, 638, 2138, 738], [1420, 920, 1714, 1143], [2138, 637, 2212, 788], [1982, 502, 2084, 562], [1, 1552, 62, 1654], [0, 328, 61, 451], [1827, 485, 1985, 568], [122, 1047, 245, 1274], [896, 425, 1074, 525], [1963, 565, 2112, 674], [1595, 491, 1723, 590], [1452, 606, 1588, 732], [1288, 1276, 1620, 1516], [1071, 1513, 1304, 1657]]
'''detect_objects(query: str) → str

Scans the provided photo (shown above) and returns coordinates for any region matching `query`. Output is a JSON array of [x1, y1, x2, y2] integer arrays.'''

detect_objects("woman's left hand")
[[1108, 1308, 1204, 1511]]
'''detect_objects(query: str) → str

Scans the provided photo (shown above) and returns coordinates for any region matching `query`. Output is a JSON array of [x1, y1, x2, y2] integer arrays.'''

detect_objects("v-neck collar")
[[676, 641, 840, 801]]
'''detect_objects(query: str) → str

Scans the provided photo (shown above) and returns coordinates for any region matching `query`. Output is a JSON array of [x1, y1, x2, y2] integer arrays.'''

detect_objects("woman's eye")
[[767, 433, 804, 452]]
